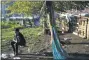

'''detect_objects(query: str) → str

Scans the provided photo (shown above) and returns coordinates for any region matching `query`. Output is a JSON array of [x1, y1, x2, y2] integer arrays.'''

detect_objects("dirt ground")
[[1, 33, 89, 60], [60, 33, 89, 60]]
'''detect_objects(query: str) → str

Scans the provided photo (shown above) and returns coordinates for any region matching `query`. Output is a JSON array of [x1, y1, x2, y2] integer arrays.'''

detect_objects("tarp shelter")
[[33, 15, 40, 26]]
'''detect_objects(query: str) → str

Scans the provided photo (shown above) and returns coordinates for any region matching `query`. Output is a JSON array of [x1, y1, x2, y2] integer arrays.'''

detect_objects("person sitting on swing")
[[11, 28, 26, 56]]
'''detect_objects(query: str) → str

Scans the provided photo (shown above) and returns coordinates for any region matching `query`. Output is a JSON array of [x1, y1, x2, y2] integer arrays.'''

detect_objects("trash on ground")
[[64, 37, 72, 41], [1, 53, 8, 59], [85, 45, 89, 47], [13, 57, 21, 59], [10, 53, 15, 57]]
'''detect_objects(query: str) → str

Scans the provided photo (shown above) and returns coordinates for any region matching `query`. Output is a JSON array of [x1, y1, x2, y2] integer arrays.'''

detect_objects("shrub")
[[1, 21, 24, 29], [1, 21, 11, 29]]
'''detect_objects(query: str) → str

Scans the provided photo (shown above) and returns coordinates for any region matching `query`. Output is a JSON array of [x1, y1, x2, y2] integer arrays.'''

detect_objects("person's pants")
[[11, 41, 19, 55]]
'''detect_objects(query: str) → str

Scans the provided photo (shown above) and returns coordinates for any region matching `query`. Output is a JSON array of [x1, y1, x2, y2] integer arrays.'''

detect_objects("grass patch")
[[1, 21, 51, 53], [1, 26, 43, 52]]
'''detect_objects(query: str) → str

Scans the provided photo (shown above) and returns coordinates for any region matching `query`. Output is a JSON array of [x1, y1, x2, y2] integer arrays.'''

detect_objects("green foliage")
[[1, 21, 23, 30], [54, 1, 89, 11], [7, 1, 43, 16], [2, 29, 14, 41], [4, 1, 89, 16], [1, 26, 43, 52], [1, 27, 42, 42], [1, 21, 11, 29], [21, 27, 42, 39]]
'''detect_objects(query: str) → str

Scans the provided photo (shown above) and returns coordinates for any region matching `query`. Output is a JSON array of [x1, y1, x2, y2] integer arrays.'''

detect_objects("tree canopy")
[[7, 1, 43, 16], [54, 1, 89, 12], [6, 1, 89, 16]]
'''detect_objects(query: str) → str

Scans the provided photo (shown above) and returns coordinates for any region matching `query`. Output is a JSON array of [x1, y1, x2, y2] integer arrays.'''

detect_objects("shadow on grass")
[[18, 52, 89, 60], [66, 42, 89, 45], [67, 53, 89, 60], [1, 52, 89, 60], [18, 51, 53, 56]]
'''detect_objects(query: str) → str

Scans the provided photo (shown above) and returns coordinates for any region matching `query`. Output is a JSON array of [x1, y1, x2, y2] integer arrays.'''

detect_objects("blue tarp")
[[33, 12, 59, 26], [52, 27, 68, 60], [34, 16, 40, 26]]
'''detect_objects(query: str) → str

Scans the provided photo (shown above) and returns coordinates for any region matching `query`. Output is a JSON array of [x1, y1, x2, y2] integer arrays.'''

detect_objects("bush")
[[1, 21, 24, 29], [1, 21, 11, 29]]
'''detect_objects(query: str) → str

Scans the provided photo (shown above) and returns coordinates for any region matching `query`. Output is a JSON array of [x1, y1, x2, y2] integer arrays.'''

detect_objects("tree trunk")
[[46, 1, 68, 60], [46, 1, 55, 44], [43, 15, 50, 35]]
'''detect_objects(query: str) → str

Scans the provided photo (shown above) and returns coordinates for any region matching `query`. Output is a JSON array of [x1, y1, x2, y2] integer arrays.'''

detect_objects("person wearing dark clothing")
[[11, 28, 26, 55], [68, 21, 73, 33]]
